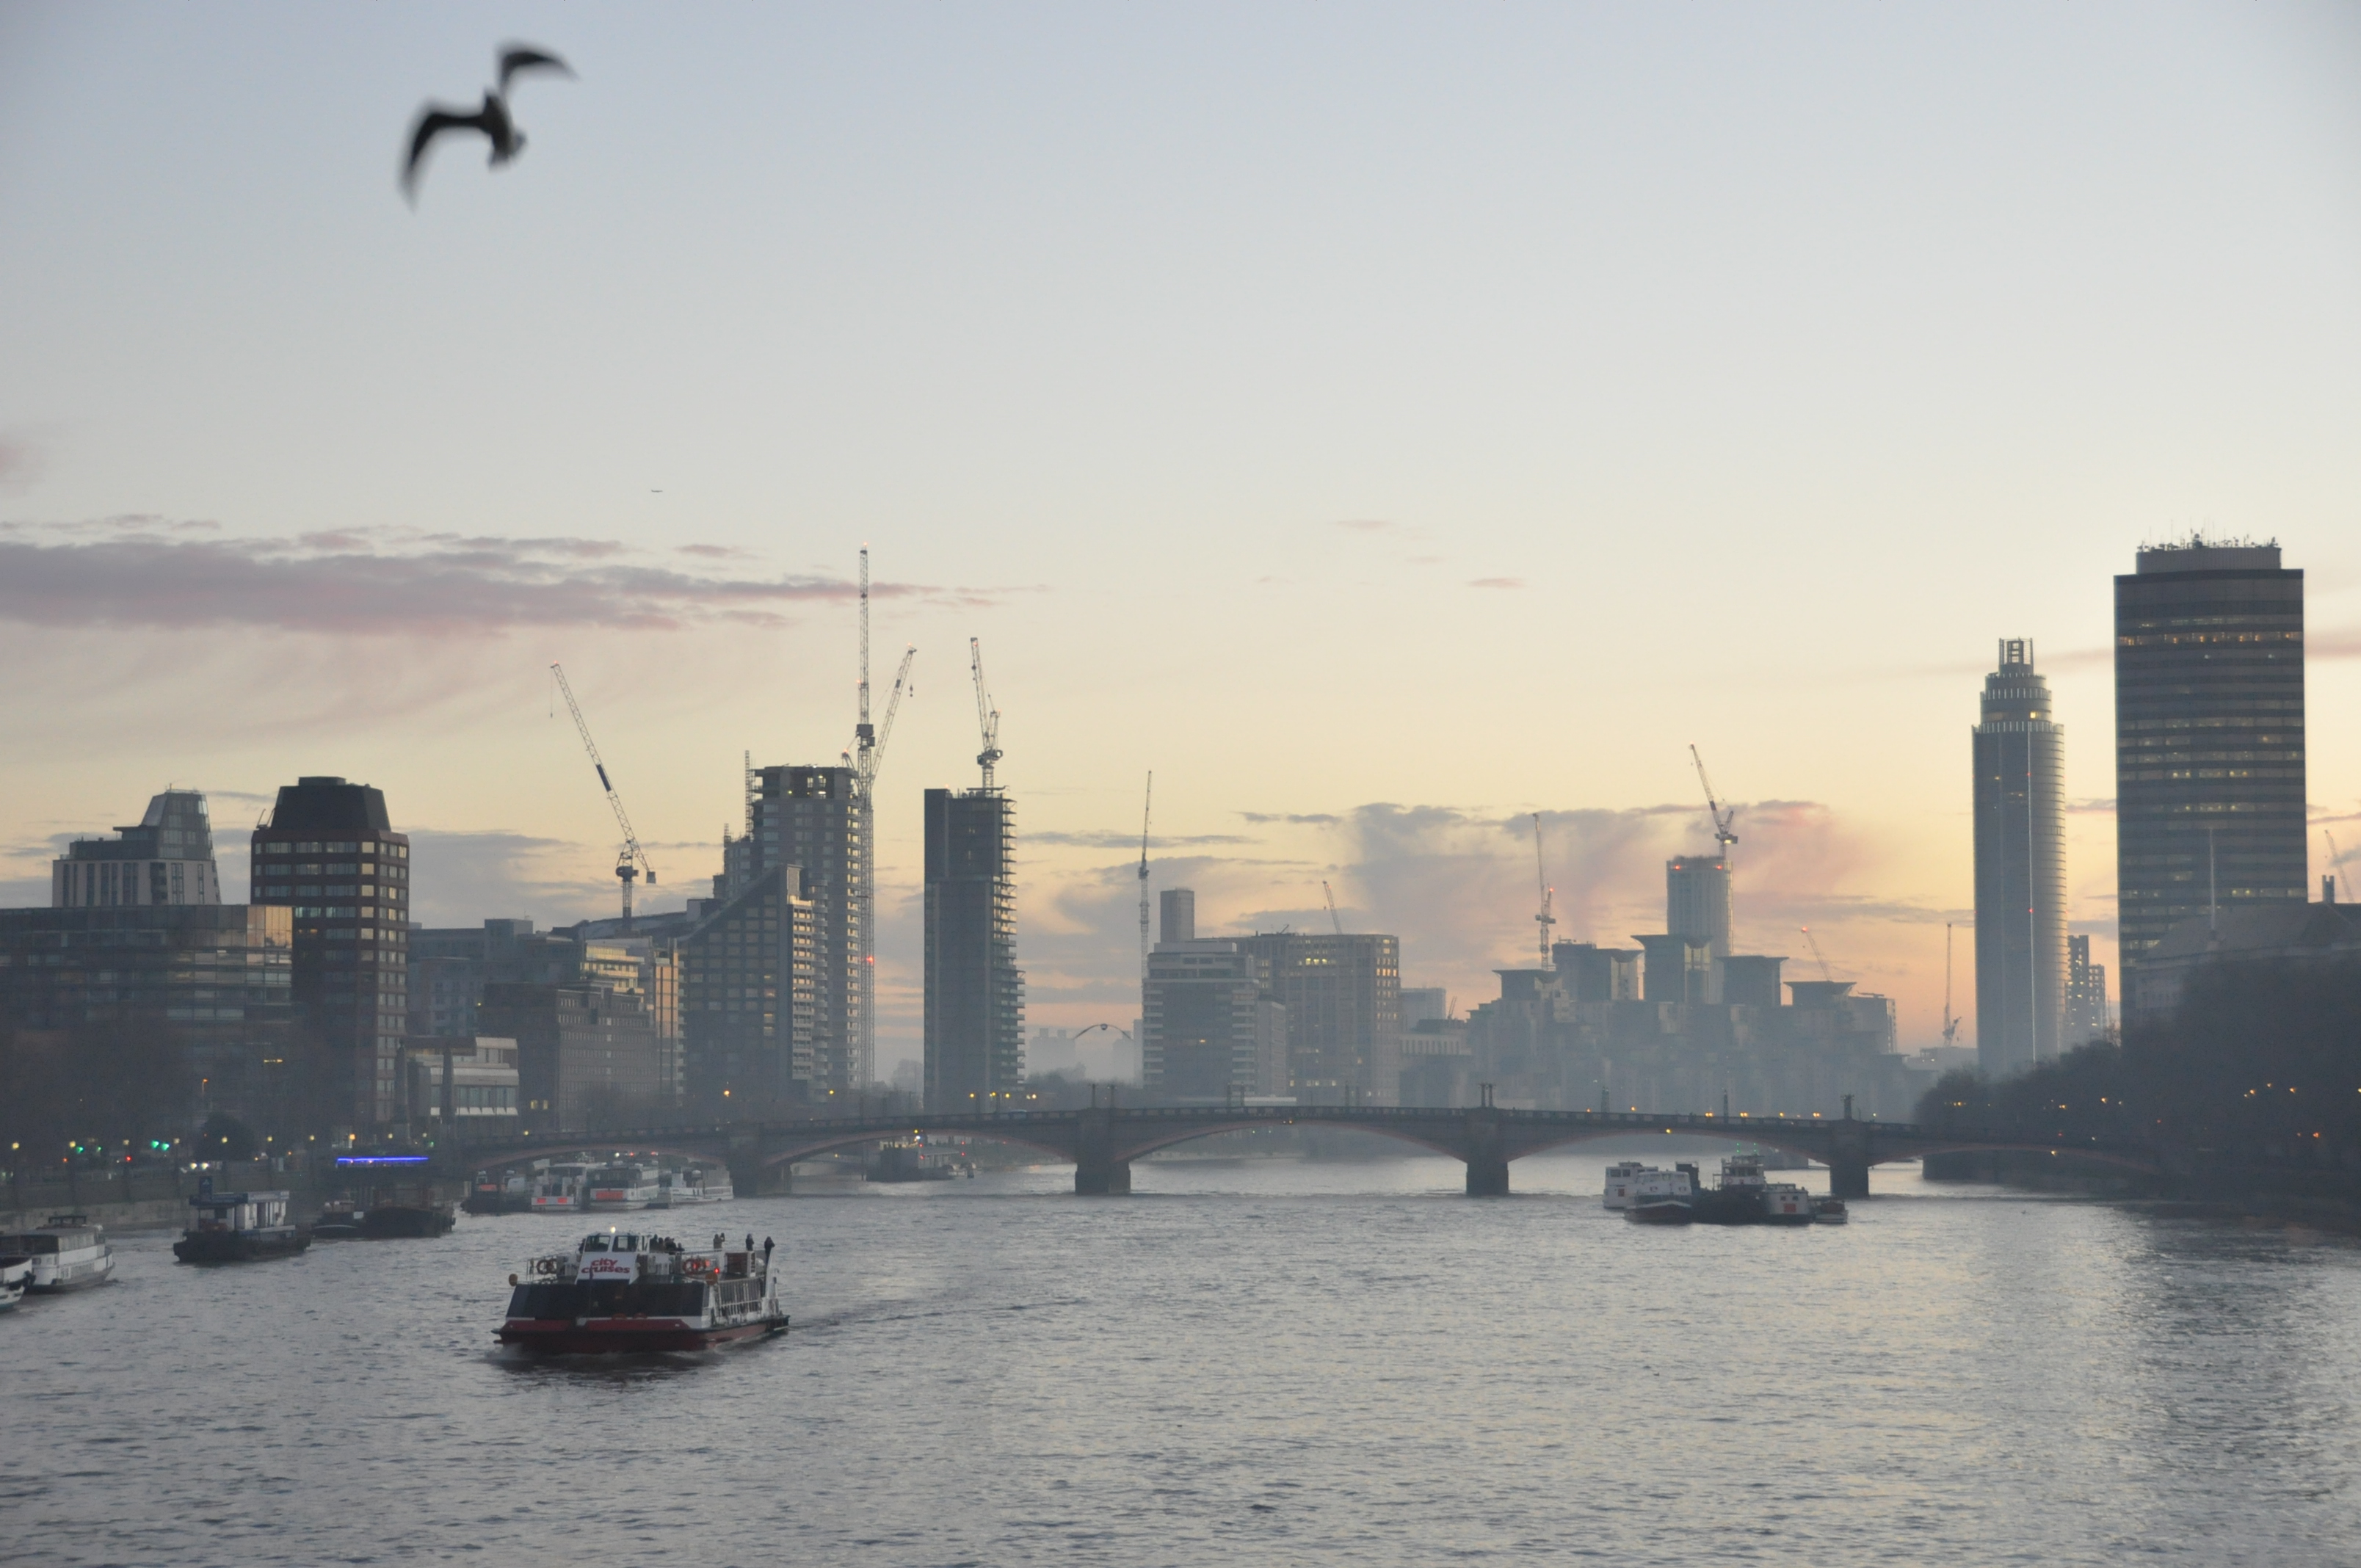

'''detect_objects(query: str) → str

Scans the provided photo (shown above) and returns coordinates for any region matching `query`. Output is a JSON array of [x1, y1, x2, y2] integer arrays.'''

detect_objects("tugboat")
[[498, 1229, 788, 1353], [0, 1215, 117, 1291], [173, 1190, 310, 1263]]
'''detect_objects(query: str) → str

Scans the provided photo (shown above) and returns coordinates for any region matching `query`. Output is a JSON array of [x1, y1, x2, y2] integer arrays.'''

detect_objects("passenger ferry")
[[173, 1190, 310, 1263], [584, 1164, 661, 1211], [653, 1166, 732, 1207], [498, 1228, 788, 1353], [532, 1163, 590, 1213], [1603, 1161, 1676, 1209], [0, 1215, 117, 1291]]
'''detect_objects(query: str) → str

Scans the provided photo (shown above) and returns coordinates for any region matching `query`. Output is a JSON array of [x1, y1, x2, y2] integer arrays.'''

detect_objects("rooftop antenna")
[[1531, 813, 1556, 967]]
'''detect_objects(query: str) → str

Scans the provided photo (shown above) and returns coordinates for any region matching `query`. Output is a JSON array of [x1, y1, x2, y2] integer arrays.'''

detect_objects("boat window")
[[615, 1235, 639, 1251], [581, 1235, 609, 1251]]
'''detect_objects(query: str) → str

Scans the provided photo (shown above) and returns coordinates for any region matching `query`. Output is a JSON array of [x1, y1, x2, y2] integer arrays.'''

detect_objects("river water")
[[10, 1150, 2361, 1567]]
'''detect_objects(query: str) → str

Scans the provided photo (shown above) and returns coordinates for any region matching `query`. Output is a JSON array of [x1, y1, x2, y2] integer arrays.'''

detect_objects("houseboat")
[[173, 1190, 309, 1263], [0, 1215, 117, 1291], [497, 1228, 788, 1353]]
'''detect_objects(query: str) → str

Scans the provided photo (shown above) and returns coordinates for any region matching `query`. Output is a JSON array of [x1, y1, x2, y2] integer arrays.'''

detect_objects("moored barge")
[[174, 1190, 310, 1263], [498, 1229, 788, 1353]]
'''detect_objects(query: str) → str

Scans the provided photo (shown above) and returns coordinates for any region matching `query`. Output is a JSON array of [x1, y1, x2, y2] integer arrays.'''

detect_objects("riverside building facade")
[[249, 777, 411, 1130], [1973, 639, 2067, 1076], [2114, 540, 2307, 1016]]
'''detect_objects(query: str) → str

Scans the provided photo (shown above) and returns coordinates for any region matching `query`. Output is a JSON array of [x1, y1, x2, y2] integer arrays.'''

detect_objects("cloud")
[[1467, 576, 1524, 590], [1028, 828, 1257, 849], [1239, 811, 1340, 826], [0, 519, 1005, 636]]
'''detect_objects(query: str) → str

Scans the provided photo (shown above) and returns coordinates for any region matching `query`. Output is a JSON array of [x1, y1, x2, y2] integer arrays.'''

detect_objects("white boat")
[[1603, 1161, 1686, 1210], [499, 1227, 786, 1353], [532, 1163, 590, 1213], [0, 1215, 117, 1292], [0, 1257, 29, 1311], [653, 1166, 733, 1207], [1760, 1181, 1816, 1225], [584, 1164, 661, 1211]]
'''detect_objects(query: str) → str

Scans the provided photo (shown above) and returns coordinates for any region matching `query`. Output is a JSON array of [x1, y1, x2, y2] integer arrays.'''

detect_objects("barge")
[[173, 1190, 310, 1263]]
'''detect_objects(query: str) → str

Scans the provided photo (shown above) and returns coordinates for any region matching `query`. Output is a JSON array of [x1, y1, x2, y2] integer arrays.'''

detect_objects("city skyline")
[[4, 6, 2358, 1070]]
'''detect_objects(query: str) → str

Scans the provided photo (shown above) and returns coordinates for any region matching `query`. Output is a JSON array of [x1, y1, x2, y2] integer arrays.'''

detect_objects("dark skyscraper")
[[740, 765, 863, 1094], [2114, 540, 2307, 1015], [249, 777, 410, 1129], [923, 787, 1023, 1108], [1973, 639, 2066, 1077]]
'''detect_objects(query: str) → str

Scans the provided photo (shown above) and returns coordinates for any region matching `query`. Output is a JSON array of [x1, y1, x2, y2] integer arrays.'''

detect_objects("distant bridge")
[[445, 1104, 2160, 1199]]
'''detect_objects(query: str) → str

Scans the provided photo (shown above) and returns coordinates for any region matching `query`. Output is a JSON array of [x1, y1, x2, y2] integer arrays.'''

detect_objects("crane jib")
[[597, 764, 612, 791]]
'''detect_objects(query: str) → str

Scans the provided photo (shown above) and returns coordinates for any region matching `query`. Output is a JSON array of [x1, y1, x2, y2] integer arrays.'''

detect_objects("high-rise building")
[[478, 982, 660, 1133], [1399, 986, 1449, 1028], [1158, 888, 1196, 944], [1973, 639, 2067, 1077], [678, 863, 817, 1114], [2115, 540, 2307, 1015], [1142, 941, 1283, 1100], [1235, 932, 1400, 1103], [1665, 854, 1732, 959], [732, 766, 865, 1093], [923, 788, 1023, 1108], [249, 777, 410, 1129], [51, 788, 223, 908], [2064, 934, 2109, 1045]]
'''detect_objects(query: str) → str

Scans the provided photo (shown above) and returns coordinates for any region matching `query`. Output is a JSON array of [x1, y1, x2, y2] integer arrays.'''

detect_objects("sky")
[[3, 1, 2357, 1072]]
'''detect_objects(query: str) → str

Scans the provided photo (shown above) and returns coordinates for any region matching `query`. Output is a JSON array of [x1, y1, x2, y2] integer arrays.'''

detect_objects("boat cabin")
[[188, 1191, 294, 1235]]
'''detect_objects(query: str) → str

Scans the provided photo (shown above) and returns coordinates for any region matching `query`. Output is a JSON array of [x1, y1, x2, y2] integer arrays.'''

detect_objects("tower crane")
[[1323, 880, 1345, 934], [1941, 922, 1962, 1048], [843, 548, 915, 1086], [1531, 813, 1556, 967], [1800, 925, 1833, 983], [551, 663, 655, 929], [1689, 744, 1739, 865], [2327, 828, 2346, 904], [1137, 772, 1153, 977], [969, 637, 1002, 790]]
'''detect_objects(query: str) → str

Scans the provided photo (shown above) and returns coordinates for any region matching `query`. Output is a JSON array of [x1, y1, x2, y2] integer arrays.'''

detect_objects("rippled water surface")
[[10, 1152, 2361, 1566]]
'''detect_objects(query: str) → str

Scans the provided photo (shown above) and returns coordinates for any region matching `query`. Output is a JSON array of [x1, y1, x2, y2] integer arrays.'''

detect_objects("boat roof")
[[191, 1190, 291, 1205]]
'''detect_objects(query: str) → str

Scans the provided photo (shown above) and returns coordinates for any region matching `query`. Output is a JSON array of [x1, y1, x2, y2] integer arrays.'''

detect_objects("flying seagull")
[[402, 44, 574, 203]]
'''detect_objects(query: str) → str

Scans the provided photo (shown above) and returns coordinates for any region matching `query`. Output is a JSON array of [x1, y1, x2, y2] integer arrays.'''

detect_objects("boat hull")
[[496, 1315, 788, 1354], [1624, 1200, 1694, 1225], [173, 1230, 311, 1263], [24, 1257, 116, 1291], [358, 1205, 456, 1240]]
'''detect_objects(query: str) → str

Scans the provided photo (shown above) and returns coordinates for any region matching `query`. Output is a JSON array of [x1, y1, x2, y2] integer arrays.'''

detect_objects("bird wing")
[[401, 104, 492, 200], [498, 44, 574, 94]]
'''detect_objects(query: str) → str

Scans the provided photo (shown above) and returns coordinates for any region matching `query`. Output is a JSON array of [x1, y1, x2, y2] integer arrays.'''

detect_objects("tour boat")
[[584, 1164, 661, 1211], [0, 1257, 32, 1310], [532, 1164, 590, 1213], [173, 1190, 310, 1263], [498, 1228, 788, 1353], [0, 1215, 117, 1291]]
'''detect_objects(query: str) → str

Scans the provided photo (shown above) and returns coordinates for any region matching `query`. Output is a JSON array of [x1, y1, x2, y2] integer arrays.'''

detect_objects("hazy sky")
[[4, 2, 2357, 1068]]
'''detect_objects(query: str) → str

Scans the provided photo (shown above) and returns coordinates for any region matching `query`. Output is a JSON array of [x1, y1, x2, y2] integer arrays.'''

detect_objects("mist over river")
[[10, 1151, 2361, 1566]]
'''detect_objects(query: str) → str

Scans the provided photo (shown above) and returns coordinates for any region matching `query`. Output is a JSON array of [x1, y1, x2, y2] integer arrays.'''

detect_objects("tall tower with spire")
[[1973, 639, 2067, 1077]]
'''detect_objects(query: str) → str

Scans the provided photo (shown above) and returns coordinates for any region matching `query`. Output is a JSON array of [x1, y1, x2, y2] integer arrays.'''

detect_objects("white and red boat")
[[498, 1229, 788, 1353]]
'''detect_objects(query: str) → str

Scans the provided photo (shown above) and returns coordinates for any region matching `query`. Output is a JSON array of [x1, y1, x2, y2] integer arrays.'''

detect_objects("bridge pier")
[[1073, 1153, 1132, 1196], [1465, 1155, 1509, 1197], [1827, 1158, 1870, 1199], [728, 1129, 790, 1198]]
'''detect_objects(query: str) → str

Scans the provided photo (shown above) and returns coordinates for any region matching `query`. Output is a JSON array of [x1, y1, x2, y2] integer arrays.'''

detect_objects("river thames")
[[10, 1150, 2361, 1566]]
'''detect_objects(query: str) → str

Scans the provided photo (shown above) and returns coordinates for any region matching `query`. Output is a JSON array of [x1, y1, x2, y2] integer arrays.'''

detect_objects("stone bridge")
[[447, 1104, 2160, 1199]]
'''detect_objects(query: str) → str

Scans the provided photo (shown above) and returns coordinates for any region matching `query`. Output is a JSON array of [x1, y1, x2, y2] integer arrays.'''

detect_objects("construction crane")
[[1941, 922, 1962, 1048], [2327, 828, 2346, 904], [1689, 744, 1739, 865], [1531, 813, 1556, 967], [969, 637, 1002, 790], [1799, 925, 1833, 983], [1322, 880, 1345, 934], [1137, 772, 1153, 979], [843, 548, 915, 1088], [551, 663, 655, 928]]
